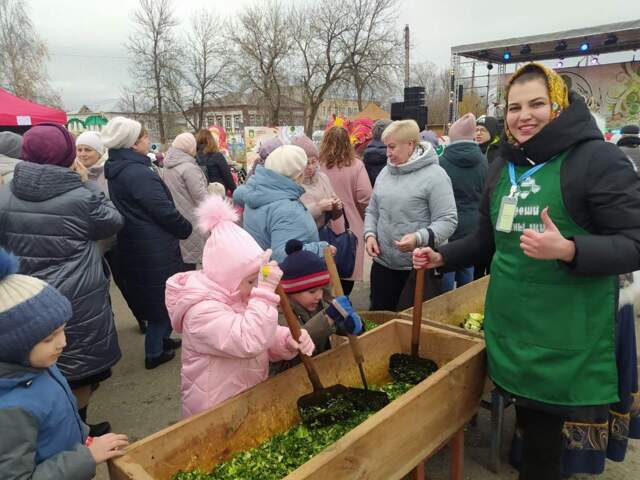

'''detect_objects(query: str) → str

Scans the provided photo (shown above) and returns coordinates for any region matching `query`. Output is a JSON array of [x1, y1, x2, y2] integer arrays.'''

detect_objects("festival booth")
[[0, 88, 67, 133]]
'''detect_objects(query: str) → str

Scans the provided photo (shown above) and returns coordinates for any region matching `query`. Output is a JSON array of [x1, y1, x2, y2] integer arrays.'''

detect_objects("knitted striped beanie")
[[0, 249, 72, 365], [280, 240, 330, 294]]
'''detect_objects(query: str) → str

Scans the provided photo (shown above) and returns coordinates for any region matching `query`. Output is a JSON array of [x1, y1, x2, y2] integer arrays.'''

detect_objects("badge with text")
[[496, 186, 518, 233]]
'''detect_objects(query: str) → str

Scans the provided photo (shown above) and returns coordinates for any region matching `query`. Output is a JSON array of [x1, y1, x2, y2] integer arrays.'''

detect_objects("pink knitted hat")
[[449, 113, 477, 143], [172, 133, 197, 157], [291, 135, 319, 160], [196, 195, 268, 292]]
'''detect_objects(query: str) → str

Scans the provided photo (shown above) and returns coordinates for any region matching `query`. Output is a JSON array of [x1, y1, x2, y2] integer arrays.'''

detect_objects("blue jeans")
[[145, 319, 172, 359], [441, 267, 474, 292]]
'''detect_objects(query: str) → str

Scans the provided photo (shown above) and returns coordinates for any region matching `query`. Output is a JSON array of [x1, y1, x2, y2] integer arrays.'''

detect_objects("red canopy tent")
[[0, 88, 67, 127]]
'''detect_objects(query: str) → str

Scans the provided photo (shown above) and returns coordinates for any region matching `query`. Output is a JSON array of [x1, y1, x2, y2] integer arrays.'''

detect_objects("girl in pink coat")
[[165, 196, 314, 418]]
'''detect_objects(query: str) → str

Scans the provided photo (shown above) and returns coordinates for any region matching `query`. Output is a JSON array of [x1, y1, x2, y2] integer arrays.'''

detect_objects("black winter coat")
[[0, 162, 124, 381], [104, 149, 192, 325], [439, 141, 488, 241], [362, 140, 387, 187], [196, 150, 236, 193], [440, 93, 640, 277]]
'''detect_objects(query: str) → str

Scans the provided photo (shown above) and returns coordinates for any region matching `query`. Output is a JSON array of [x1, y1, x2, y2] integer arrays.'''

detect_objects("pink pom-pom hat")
[[196, 195, 268, 292]]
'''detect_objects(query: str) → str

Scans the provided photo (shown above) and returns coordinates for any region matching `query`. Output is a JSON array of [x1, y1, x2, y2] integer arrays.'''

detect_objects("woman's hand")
[[520, 208, 576, 262], [366, 236, 380, 257], [394, 233, 417, 253], [88, 433, 129, 464], [332, 197, 343, 211], [413, 248, 444, 269], [318, 198, 334, 212]]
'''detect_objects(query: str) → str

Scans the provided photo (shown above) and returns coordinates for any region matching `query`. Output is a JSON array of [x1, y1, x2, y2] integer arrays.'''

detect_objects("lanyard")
[[507, 149, 567, 197], [508, 161, 547, 194]]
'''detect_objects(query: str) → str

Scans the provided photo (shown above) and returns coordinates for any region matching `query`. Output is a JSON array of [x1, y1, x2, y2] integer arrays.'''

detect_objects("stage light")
[[580, 41, 590, 52], [520, 45, 531, 55], [487, 63, 494, 71], [503, 50, 511, 61], [591, 56, 599, 65], [605, 34, 618, 46], [556, 59, 564, 68], [555, 40, 568, 52]]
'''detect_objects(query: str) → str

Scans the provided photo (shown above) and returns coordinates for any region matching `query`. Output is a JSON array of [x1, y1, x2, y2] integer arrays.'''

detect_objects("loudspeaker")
[[403, 105, 428, 130], [391, 102, 405, 120], [404, 86, 425, 106]]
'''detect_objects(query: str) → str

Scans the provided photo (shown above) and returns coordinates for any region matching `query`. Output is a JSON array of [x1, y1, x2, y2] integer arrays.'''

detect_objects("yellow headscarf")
[[505, 62, 570, 144]]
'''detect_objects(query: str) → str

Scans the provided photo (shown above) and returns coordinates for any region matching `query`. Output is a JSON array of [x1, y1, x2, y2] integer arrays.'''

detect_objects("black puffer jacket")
[[439, 141, 488, 241], [618, 135, 640, 173], [440, 93, 640, 276], [104, 148, 192, 325], [196, 150, 236, 193], [0, 162, 124, 381], [362, 140, 387, 187]]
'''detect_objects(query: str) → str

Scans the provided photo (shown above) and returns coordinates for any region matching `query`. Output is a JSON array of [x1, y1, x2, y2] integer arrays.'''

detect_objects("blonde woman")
[[364, 119, 457, 310]]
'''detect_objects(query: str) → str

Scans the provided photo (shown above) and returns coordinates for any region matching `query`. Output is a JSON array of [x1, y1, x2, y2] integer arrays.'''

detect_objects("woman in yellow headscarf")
[[413, 62, 640, 479]]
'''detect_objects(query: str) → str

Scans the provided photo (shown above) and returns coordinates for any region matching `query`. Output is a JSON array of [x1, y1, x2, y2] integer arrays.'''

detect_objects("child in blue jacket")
[[0, 249, 128, 478]]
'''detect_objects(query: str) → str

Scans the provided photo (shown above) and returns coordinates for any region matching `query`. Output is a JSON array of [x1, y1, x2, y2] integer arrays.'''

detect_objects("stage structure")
[[448, 20, 640, 125]]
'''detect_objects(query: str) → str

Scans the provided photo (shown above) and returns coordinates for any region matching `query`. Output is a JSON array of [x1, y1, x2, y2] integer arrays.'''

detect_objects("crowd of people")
[[1, 60, 640, 479]]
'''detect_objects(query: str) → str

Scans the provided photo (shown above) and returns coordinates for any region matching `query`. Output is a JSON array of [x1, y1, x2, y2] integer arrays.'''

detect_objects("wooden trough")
[[401, 276, 489, 339], [109, 319, 486, 480]]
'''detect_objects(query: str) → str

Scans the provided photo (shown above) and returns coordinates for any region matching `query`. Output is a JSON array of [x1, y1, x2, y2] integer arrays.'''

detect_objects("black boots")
[[144, 349, 176, 370], [78, 406, 112, 437], [163, 337, 182, 350]]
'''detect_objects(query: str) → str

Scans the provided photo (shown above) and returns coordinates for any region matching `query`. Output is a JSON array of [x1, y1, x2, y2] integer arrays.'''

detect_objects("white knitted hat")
[[264, 145, 308, 179], [76, 131, 105, 154], [101, 117, 142, 149]]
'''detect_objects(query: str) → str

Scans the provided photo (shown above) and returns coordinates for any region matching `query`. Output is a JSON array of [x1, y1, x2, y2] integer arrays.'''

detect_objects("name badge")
[[496, 186, 518, 233]]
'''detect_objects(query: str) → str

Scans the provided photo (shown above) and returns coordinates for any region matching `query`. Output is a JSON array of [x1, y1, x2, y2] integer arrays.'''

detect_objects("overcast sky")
[[30, 0, 639, 111]]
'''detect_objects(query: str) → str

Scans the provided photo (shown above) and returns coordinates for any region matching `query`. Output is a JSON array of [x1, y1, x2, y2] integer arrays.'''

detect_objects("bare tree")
[[126, 0, 180, 143], [293, 0, 353, 135], [166, 9, 230, 131], [0, 0, 60, 107], [226, 0, 293, 126], [342, 0, 402, 111]]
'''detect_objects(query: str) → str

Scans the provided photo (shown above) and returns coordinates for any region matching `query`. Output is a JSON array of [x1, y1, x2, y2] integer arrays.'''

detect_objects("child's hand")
[[88, 433, 129, 463], [325, 296, 363, 336], [287, 329, 315, 356], [257, 261, 283, 292]]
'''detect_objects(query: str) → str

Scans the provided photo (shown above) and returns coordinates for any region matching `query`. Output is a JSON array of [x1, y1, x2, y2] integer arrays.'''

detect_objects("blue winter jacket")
[[233, 166, 328, 263], [0, 362, 95, 479]]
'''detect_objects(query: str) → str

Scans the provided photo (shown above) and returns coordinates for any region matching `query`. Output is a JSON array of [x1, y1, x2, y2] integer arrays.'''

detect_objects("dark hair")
[[506, 64, 548, 104], [195, 128, 219, 154], [319, 126, 354, 169]]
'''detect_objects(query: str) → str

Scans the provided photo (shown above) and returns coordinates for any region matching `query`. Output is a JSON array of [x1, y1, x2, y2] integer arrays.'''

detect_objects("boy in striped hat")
[[272, 240, 362, 374]]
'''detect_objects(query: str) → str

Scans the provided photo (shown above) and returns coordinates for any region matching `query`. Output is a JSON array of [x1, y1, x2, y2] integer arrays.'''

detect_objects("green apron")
[[486, 150, 618, 406]]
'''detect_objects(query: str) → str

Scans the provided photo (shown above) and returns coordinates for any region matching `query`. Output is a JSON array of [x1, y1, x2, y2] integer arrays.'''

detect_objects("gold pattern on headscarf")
[[505, 62, 570, 144]]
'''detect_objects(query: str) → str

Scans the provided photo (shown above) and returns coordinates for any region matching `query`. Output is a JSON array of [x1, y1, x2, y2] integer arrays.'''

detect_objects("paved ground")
[[92, 280, 639, 479]]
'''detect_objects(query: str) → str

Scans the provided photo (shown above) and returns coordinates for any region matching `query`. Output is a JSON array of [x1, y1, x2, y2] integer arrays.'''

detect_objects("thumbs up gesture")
[[520, 207, 576, 262]]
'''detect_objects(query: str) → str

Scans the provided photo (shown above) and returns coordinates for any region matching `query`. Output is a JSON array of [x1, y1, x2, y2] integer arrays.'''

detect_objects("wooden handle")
[[324, 247, 344, 297], [324, 248, 366, 366], [411, 269, 425, 357], [276, 285, 324, 392]]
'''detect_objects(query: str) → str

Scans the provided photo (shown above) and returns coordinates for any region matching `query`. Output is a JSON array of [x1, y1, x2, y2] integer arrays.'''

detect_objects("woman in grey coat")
[[0, 123, 124, 435], [162, 133, 209, 268], [364, 120, 457, 310]]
